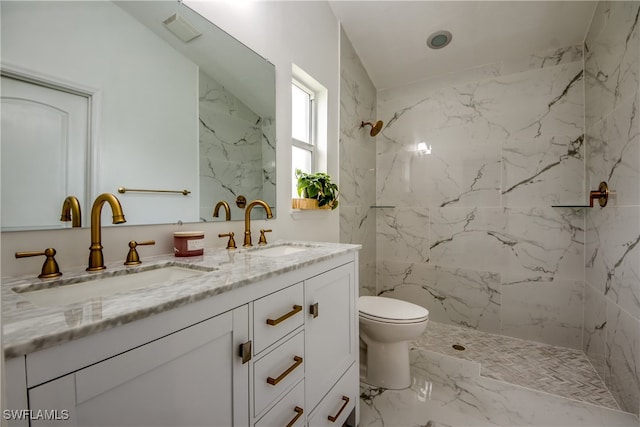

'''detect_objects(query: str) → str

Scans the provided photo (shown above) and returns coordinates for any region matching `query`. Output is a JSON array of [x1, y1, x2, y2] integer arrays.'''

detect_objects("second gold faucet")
[[87, 193, 126, 271], [243, 200, 273, 247]]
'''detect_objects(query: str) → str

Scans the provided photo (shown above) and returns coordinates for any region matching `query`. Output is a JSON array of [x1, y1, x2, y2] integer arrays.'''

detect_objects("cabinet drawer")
[[308, 363, 358, 427], [255, 380, 305, 427], [253, 282, 304, 354], [254, 331, 304, 417]]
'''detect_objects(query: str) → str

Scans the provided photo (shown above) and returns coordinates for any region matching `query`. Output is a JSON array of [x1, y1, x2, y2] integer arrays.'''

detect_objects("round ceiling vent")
[[427, 30, 453, 49]]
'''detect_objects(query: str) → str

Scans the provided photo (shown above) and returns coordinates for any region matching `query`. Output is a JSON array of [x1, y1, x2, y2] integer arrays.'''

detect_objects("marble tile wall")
[[339, 28, 378, 291], [583, 1, 640, 417], [338, 0, 639, 416], [198, 70, 275, 221], [375, 46, 587, 349]]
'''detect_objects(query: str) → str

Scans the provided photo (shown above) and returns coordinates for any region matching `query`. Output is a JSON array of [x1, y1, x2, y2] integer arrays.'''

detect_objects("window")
[[291, 80, 314, 196], [291, 65, 328, 198]]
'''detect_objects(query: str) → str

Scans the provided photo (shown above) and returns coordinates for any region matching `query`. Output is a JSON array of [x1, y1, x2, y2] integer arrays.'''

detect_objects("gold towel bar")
[[118, 187, 190, 196]]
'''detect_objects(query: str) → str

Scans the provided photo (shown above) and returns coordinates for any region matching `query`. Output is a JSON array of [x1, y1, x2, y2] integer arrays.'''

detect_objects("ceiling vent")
[[163, 13, 202, 43]]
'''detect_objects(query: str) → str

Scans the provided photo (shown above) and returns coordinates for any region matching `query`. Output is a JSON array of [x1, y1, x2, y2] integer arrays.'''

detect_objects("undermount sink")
[[13, 265, 209, 308], [251, 245, 309, 257]]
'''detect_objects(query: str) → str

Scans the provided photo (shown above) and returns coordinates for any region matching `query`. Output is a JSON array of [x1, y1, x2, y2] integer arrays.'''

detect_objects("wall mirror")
[[0, 0, 276, 231]]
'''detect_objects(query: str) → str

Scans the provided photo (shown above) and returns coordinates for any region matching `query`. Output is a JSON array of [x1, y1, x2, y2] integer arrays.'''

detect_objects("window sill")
[[290, 209, 332, 220]]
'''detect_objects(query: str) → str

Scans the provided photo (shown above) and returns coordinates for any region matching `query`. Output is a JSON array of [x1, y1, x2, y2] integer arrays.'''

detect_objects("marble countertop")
[[2, 241, 360, 358]]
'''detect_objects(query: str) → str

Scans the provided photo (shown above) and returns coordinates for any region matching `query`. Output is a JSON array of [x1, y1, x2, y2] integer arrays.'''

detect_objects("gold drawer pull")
[[267, 356, 303, 386], [286, 406, 304, 427], [327, 396, 350, 423], [266, 305, 302, 326]]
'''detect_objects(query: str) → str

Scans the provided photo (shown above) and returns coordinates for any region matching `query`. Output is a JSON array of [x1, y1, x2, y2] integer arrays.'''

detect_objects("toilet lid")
[[359, 296, 429, 323]]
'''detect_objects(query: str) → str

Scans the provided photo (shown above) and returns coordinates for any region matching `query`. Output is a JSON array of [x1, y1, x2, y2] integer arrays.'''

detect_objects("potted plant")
[[293, 169, 339, 210]]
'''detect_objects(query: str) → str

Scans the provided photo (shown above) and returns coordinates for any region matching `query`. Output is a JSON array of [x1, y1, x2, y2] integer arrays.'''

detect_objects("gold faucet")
[[213, 200, 231, 221], [87, 193, 126, 271], [60, 196, 82, 227], [243, 199, 273, 247]]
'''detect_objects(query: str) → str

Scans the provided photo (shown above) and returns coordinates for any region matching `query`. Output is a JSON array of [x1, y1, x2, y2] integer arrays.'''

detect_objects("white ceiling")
[[328, 1, 597, 90]]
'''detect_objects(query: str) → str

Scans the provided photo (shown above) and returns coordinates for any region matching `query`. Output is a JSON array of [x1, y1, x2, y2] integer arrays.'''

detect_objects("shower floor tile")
[[360, 349, 638, 427], [412, 321, 620, 410]]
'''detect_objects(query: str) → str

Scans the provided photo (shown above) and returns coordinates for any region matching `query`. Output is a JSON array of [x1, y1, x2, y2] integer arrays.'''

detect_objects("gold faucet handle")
[[218, 232, 237, 250], [15, 248, 62, 279], [124, 240, 156, 266], [258, 229, 272, 245]]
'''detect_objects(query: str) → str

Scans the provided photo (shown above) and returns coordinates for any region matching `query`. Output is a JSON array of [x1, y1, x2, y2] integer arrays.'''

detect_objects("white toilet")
[[359, 296, 429, 389]]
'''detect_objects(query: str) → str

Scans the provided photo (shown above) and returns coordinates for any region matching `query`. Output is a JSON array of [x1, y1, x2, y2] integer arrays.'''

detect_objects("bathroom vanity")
[[2, 241, 360, 427]]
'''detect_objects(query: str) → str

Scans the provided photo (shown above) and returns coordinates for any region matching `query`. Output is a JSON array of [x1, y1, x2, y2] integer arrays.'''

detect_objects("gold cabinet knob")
[[15, 247, 62, 279], [218, 232, 237, 250], [124, 240, 155, 265]]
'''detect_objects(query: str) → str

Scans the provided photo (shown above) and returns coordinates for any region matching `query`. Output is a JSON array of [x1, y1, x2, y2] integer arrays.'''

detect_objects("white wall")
[[1, 1, 341, 277]]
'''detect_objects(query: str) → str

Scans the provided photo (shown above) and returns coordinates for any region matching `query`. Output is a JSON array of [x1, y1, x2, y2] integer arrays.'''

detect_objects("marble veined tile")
[[417, 322, 620, 411], [585, 1, 640, 124], [429, 207, 507, 272], [501, 207, 584, 282], [586, 206, 640, 319], [500, 276, 584, 349], [376, 208, 430, 264], [198, 71, 264, 221], [605, 301, 640, 415], [360, 348, 637, 427], [377, 261, 501, 333], [500, 45, 583, 76], [502, 134, 585, 207], [340, 205, 376, 294], [340, 61, 377, 207], [428, 207, 584, 282], [376, 113, 502, 208], [469, 61, 584, 141], [583, 282, 608, 382], [586, 92, 640, 207]]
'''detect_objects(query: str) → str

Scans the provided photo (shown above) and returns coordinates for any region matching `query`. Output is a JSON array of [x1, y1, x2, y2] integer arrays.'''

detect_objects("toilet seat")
[[359, 296, 429, 324]]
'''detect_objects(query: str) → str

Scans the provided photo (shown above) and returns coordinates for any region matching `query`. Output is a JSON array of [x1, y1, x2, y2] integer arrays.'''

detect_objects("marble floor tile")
[[415, 322, 619, 410], [360, 322, 639, 427]]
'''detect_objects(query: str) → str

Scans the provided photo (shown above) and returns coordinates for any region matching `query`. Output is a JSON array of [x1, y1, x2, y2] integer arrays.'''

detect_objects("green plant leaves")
[[295, 169, 340, 209]]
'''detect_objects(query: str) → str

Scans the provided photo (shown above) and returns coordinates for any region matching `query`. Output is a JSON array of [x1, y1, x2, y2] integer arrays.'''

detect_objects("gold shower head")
[[360, 120, 384, 137]]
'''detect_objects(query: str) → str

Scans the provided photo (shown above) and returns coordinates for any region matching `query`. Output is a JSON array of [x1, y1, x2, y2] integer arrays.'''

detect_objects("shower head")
[[360, 120, 384, 137]]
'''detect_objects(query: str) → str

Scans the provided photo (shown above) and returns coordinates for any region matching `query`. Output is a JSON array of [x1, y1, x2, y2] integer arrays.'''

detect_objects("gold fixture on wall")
[[589, 181, 609, 207], [236, 195, 247, 209], [87, 193, 126, 271], [213, 200, 231, 221], [15, 247, 62, 279], [60, 196, 82, 227], [117, 187, 191, 196], [360, 120, 384, 137]]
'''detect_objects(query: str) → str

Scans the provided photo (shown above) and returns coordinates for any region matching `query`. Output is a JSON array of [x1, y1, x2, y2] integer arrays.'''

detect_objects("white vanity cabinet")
[[4, 248, 359, 427], [304, 263, 358, 427], [27, 306, 250, 427]]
